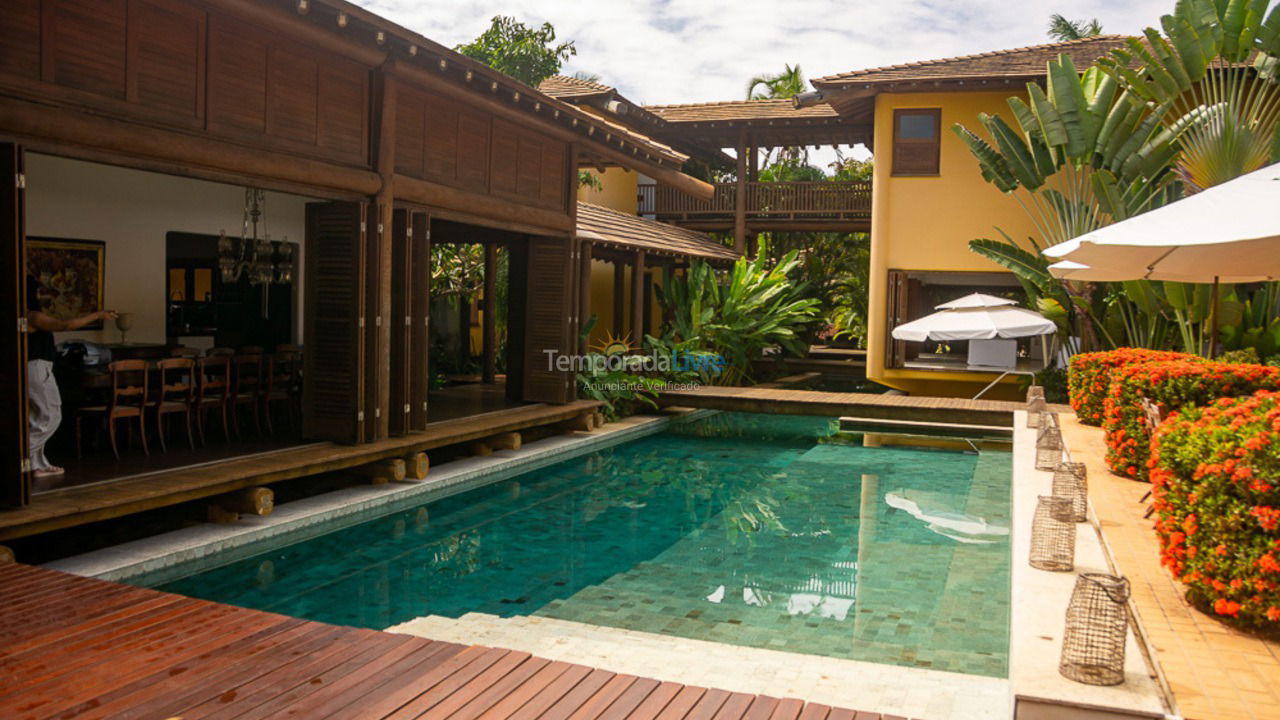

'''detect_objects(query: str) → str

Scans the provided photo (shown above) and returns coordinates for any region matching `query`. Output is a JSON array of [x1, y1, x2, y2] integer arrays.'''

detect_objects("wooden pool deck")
[[658, 387, 1021, 427], [0, 563, 912, 720], [0, 400, 601, 543]]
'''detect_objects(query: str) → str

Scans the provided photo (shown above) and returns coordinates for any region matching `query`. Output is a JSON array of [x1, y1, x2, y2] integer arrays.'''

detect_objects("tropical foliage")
[[1046, 13, 1104, 41], [658, 251, 821, 384], [1102, 359, 1280, 479], [456, 15, 575, 86], [1150, 391, 1280, 626]]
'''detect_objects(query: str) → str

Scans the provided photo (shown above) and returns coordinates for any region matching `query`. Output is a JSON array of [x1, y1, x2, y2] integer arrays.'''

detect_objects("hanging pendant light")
[[217, 188, 294, 287]]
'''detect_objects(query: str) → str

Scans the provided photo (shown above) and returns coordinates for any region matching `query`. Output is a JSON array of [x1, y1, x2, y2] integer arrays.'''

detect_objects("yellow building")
[[812, 36, 1130, 398]]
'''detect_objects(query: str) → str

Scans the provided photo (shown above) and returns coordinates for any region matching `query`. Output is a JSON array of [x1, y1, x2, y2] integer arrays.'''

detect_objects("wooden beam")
[[631, 250, 646, 346], [482, 242, 497, 384], [371, 64, 398, 442], [578, 240, 593, 353], [403, 451, 429, 480], [392, 174, 572, 233], [0, 97, 382, 197], [612, 261, 626, 339], [734, 127, 747, 255]]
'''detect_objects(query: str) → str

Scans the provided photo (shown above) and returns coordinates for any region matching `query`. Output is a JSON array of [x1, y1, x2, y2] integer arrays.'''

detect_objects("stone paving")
[[1060, 416, 1280, 720]]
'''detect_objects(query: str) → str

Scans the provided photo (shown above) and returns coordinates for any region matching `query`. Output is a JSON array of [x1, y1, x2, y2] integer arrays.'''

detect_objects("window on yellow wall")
[[892, 108, 941, 176]]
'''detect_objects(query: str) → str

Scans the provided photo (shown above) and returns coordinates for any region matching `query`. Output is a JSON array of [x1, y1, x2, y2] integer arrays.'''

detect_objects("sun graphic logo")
[[591, 331, 634, 357]]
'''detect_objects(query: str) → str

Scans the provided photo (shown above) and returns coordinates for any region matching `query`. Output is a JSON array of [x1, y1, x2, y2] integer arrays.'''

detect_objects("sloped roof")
[[539, 75, 616, 100], [646, 98, 841, 123], [577, 202, 739, 263], [814, 35, 1132, 87]]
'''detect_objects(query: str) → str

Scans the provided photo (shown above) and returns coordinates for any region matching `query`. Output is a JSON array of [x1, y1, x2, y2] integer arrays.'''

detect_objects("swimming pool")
[[149, 412, 1011, 678]]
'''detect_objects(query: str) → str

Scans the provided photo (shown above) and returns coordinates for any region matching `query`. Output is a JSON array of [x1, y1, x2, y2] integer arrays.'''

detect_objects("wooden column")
[[482, 242, 497, 384], [578, 240, 593, 352], [631, 250, 646, 346], [747, 137, 758, 182], [370, 62, 398, 442], [733, 127, 747, 255], [612, 261, 626, 338]]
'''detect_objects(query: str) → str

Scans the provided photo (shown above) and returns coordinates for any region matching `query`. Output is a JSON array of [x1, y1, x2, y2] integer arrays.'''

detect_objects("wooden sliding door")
[[1, 143, 29, 506], [389, 208, 431, 434]]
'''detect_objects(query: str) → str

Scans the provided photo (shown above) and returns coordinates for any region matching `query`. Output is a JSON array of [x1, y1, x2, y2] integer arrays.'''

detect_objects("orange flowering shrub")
[[1068, 349, 1194, 426], [1150, 391, 1280, 626], [1103, 360, 1280, 480]]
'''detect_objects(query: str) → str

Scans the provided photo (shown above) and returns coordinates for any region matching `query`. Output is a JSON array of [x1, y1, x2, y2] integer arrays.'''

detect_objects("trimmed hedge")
[[1102, 360, 1280, 480], [1150, 391, 1280, 626], [1068, 349, 1195, 426]]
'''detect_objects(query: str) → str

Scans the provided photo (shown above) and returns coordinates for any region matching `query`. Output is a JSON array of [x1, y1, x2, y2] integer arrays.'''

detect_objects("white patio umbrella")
[[891, 293, 1056, 342], [1042, 161, 1280, 346], [1043, 161, 1280, 284]]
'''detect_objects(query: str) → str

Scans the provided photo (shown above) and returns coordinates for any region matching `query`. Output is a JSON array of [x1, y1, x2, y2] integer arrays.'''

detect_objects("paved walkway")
[[657, 387, 1020, 427], [1060, 417, 1280, 720], [0, 563, 911, 720]]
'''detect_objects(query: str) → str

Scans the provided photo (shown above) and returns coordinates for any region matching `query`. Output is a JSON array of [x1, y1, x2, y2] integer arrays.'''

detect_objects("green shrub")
[[1067, 349, 1196, 426], [1150, 391, 1280, 627], [1103, 360, 1280, 480], [1217, 348, 1262, 365]]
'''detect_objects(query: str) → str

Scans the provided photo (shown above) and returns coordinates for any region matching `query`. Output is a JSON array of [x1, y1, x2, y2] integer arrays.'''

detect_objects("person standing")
[[26, 269, 117, 479]]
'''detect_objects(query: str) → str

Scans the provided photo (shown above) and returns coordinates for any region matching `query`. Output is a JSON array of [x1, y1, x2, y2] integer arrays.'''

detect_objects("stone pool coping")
[[1010, 411, 1170, 719], [46, 408, 714, 584]]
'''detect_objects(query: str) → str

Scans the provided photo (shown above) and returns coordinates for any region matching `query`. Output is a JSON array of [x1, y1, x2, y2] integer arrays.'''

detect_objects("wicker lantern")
[[1052, 462, 1088, 522], [1030, 495, 1076, 571], [1026, 387, 1048, 428], [1060, 573, 1131, 686], [1036, 423, 1064, 471]]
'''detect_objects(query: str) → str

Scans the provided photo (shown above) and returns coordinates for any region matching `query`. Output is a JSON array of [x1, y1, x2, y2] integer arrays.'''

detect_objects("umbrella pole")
[[1208, 275, 1220, 358]]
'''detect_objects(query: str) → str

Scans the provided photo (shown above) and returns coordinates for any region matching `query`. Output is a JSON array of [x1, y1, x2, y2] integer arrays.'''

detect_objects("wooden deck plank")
[[0, 565, 892, 720], [0, 400, 603, 541]]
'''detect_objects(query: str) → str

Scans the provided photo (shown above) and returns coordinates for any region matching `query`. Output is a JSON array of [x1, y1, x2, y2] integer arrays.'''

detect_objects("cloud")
[[357, 0, 1172, 107]]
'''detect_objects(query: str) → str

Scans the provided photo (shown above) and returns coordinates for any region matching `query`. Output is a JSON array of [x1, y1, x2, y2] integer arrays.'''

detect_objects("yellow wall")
[[576, 167, 639, 213], [585, 258, 662, 350], [866, 90, 1041, 398]]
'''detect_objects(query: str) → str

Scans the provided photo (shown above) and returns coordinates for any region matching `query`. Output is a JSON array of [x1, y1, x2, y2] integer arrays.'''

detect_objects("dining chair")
[[153, 357, 196, 452], [231, 354, 264, 437], [263, 351, 301, 436], [75, 359, 149, 459], [195, 355, 232, 445]]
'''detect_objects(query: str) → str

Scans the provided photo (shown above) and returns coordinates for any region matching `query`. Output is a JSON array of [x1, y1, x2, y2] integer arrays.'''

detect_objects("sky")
[[356, 0, 1172, 165]]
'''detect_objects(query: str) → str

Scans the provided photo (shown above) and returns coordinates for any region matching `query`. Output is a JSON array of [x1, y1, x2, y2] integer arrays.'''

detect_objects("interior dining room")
[[22, 152, 317, 493]]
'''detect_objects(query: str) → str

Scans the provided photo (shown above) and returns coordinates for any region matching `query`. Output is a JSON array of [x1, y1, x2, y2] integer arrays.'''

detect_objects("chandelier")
[[218, 188, 294, 285]]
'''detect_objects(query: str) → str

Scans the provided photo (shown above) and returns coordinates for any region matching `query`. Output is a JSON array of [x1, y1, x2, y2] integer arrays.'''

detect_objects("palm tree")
[[745, 64, 808, 167], [571, 70, 602, 83], [746, 64, 806, 100], [1047, 13, 1103, 41]]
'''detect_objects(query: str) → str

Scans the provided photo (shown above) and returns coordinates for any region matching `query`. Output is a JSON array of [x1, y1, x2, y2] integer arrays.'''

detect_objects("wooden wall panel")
[[455, 109, 490, 193], [0, 0, 42, 80], [266, 47, 318, 145], [127, 0, 204, 121], [207, 16, 268, 134], [42, 0, 128, 100], [490, 120, 519, 197], [516, 135, 542, 202], [394, 86, 425, 177], [540, 142, 566, 211], [316, 58, 367, 162], [422, 100, 457, 181]]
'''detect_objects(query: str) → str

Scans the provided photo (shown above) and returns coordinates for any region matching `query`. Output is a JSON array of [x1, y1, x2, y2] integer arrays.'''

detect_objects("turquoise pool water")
[[151, 413, 1011, 677]]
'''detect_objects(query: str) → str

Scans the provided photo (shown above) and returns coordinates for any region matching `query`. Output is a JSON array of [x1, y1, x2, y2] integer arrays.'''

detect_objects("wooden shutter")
[[1, 143, 30, 506], [409, 212, 430, 430], [521, 236, 574, 404], [891, 108, 941, 176], [389, 209, 412, 436], [364, 202, 390, 443], [884, 269, 909, 369], [303, 201, 366, 444]]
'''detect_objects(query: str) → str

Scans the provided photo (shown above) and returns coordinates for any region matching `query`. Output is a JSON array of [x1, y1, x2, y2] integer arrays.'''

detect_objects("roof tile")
[[577, 202, 738, 262]]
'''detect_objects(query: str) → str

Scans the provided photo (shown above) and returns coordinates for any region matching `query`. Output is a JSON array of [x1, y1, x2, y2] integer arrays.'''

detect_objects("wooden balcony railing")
[[639, 181, 872, 222]]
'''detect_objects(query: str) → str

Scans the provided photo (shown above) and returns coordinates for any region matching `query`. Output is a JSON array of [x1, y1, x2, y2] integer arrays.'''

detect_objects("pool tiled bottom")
[[534, 448, 1011, 677]]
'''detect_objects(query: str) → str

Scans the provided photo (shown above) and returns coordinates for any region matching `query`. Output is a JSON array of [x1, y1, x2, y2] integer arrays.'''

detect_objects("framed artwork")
[[27, 237, 106, 329]]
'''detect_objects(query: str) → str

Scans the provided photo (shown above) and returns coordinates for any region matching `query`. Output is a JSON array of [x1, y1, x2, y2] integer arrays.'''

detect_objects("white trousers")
[[27, 359, 62, 471]]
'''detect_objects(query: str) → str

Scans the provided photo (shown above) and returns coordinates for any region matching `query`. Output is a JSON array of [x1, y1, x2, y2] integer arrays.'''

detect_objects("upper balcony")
[[639, 181, 872, 233]]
